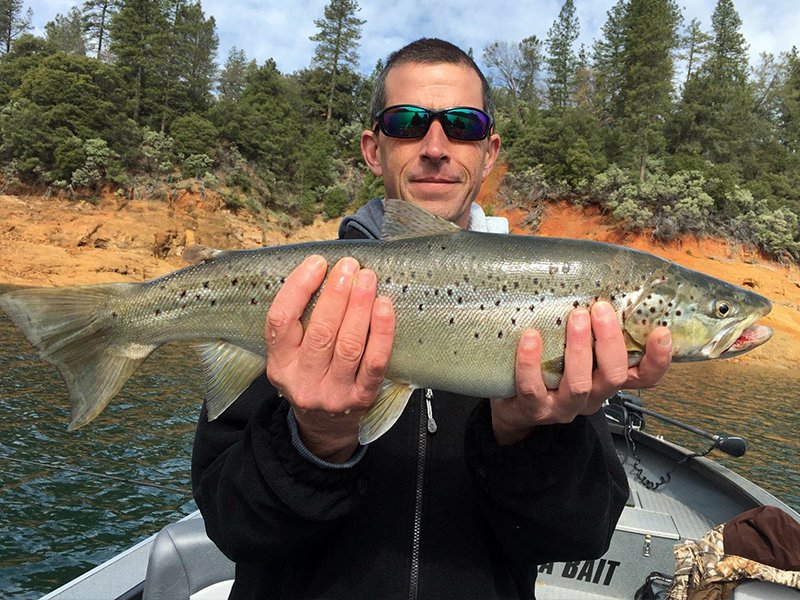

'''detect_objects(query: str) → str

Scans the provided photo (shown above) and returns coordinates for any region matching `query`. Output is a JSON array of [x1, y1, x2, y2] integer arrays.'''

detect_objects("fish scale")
[[0, 199, 773, 442]]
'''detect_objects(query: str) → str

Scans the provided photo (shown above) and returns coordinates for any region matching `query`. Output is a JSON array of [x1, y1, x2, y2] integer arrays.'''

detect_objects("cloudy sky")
[[24, 0, 800, 75]]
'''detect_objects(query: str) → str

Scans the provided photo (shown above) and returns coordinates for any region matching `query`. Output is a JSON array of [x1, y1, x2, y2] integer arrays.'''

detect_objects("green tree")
[[218, 45, 255, 102], [544, 0, 579, 112], [617, 0, 681, 180], [680, 18, 711, 84], [592, 0, 627, 128], [310, 0, 365, 122], [0, 52, 135, 181], [169, 1, 218, 113], [45, 7, 87, 55], [109, 0, 171, 126], [0, 33, 50, 105], [0, 0, 32, 53], [82, 0, 118, 60], [670, 0, 754, 177]]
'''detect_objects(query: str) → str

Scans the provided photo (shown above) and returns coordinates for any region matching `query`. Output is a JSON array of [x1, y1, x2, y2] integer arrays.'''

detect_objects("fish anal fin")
[[358, 380, 415, 444], [197, 342, 267, 420], [382, 198, 461, 241]]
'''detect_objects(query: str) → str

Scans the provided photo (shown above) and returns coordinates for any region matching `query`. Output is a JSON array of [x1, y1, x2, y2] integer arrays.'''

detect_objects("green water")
[[0, 293, 798, 599]]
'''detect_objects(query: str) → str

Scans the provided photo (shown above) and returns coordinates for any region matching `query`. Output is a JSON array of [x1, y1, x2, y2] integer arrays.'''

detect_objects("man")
[[192, 38, 672, 599]]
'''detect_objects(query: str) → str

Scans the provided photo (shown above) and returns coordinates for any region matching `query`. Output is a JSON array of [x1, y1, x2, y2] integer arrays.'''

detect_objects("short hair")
[[369, 38, 494, 123]]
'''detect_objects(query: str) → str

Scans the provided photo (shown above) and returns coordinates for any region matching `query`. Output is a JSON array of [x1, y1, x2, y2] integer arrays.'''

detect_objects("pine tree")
[[592, 0, 627, 126], [0, 0, 32, 54], [680, 18, 711, 84], [45, 8, 87, 56], [218, 46, 254, 102], [671, 0, 754, 170], [544, 0, 579, 112], [109, 0, 171, 125], [170, 1, 218, 113], [617, 0, 682, 180], [310, 0, 364, 122], [83, 0, 118, 61]]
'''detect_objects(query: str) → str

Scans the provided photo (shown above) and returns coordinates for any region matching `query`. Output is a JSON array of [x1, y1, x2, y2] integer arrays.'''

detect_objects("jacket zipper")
[[410, 389, 436, 600]]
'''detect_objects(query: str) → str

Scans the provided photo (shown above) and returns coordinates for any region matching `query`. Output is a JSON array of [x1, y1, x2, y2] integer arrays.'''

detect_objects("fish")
[[0, 199, 773, 443]]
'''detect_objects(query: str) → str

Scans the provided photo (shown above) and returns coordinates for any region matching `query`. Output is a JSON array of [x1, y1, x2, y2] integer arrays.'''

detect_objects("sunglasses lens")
[[380, 106, 430, 138], [441, 108, 491, 141]]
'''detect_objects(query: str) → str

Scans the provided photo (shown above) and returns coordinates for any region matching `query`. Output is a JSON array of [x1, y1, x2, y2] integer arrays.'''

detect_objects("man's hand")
[[265, 255, 395, 463], [491, 301, 672, 445]]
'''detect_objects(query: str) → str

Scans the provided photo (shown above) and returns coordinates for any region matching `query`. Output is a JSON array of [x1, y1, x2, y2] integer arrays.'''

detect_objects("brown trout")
[[0, 199, 772, 443]]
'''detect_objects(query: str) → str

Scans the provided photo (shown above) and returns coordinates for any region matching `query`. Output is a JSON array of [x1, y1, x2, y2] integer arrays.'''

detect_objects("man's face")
[[361, 62, 501, 229]]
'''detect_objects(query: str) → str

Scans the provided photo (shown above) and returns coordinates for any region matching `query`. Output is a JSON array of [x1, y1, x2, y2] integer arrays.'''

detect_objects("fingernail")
[[521, 330, 539, 350], [593, 301, 613, 318], [659, 329, 672, 347], [355, 269, 376, 289], [339, 258, 358, 275], [572, 308, 590, 327], [375, 297, 393, 316], [306, 255, 326, 270]]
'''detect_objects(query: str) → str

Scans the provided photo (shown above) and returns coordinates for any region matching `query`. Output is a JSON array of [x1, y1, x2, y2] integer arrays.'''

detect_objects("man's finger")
[[558, 308, 594, 403], [328, 269, 379, 384], [626, 326, 672, 388], [297, 257, 360, 373], [266, 255, 328, 363], [354, 296, 396, 406], [589, 301, 629, 401]]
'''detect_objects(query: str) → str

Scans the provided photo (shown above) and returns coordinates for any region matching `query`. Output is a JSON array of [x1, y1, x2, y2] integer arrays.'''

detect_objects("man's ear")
[[361, 130, 383, 176], [481, 133, 501, 180]]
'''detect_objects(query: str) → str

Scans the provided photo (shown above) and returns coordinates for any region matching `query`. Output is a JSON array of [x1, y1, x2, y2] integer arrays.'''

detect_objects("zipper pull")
[[425, 389, 437, 434]]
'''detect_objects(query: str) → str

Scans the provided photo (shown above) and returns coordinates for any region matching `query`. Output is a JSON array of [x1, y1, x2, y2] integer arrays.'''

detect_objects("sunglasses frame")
[[373, 105, 494, 141]]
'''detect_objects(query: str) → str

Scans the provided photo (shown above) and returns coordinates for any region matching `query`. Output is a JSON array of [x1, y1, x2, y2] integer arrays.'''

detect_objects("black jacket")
[[191, 200, 628, 599]]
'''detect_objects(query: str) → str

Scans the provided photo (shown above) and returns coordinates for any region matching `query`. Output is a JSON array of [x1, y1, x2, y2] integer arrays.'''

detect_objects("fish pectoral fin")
[[358, 380, 416, 445], [197, 342, 267, 420], [540, 356, 565, 389]]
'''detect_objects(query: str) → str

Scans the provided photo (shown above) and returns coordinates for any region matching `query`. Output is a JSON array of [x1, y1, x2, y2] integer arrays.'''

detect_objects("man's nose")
[[419, 118, 450, 161]]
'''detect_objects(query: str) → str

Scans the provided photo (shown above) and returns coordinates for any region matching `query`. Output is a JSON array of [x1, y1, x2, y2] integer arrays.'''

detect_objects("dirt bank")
[[1, 188, 797, 368]]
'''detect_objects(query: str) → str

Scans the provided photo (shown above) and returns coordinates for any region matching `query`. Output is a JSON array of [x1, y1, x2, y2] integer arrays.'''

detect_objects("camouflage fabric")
[[667, 524, 800, 600]]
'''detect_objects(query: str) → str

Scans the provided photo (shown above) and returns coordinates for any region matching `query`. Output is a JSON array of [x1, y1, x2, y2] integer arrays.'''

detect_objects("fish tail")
[[0, 284, 156, 430]]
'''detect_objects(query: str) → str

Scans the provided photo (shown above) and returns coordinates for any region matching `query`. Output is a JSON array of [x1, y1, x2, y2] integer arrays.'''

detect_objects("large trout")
[[0, 199, 772, 443]]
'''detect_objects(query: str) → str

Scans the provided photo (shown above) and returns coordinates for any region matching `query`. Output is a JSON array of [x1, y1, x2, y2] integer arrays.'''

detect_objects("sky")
[[23, 0, 800, 76]]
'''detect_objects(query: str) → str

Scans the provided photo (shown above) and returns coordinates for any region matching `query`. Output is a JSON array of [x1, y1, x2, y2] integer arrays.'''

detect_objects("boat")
[[40, 391, 800, 600]]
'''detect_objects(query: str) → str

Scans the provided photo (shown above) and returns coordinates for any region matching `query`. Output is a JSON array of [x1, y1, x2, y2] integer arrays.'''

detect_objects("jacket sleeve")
[[191, 375, 371, 562], [464, 400, 628, 564]]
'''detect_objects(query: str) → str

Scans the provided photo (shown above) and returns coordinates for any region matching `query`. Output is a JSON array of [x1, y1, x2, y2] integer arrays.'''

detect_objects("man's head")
[[361, 38, 501, 228]]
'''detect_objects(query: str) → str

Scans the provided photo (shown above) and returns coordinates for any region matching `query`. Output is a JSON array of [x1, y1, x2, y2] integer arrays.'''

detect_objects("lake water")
[[0, 291, 798, 599]]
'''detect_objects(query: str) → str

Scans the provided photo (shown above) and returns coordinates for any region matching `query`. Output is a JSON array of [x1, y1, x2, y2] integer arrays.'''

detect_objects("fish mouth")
[[706, 323, 773, 358]]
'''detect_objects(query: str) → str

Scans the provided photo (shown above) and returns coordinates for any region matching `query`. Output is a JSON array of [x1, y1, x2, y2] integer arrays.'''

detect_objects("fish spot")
[[573, 300, 580, 308], [251, 281, 257, 288], [418, 338, 423, 345], [676, 310, 682, 316], [196, 294, 201, 300], [480, 304, 485, 310], [251, 298, 258, 305], [498, 331, 503, 338], [434, 289, 440, 296], [402, 285, 409, 293], [385, 277, 392, 284], [495, 300, 501, 307], [418, 304, 424, 311], [474, 333, 479, 339], [529, 305, 535, 311], [265, 283, 272, 290], [111, 312, 118, 318], [449, 317, 455, 325], [463, 275, 470, 283], [661, 321, 668, 326], [180, 290, 187, 298], [457, 297, 463, 304], [556, 317, 562, 326], [155, 309, 161, 316], [447, 289, 453, 297], [560, 282, 566, 288], [280, 277, 285, 284], [502, 285, 508, 292], [650, 307, 656, 313], [513, 282, 519, 289], [511, 318, 516, 325], [210, 299, 216, 306], [231, 278, 238, 286], [203, 281, 209, 288], [181, 304, 187, 310]]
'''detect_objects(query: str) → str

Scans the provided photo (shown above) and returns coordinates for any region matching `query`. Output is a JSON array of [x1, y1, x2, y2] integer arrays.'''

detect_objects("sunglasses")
[[373, 105, 494, 141]]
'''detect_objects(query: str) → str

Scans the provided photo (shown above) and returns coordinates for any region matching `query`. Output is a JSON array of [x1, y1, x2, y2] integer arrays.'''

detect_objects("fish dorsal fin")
[[196, 341, 267, 420], [183, 244, 224, 264], [382, 198, 461, 241]]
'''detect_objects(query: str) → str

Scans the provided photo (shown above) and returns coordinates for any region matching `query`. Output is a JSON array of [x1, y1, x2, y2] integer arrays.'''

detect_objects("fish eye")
[[715, 301, 732, 317]]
